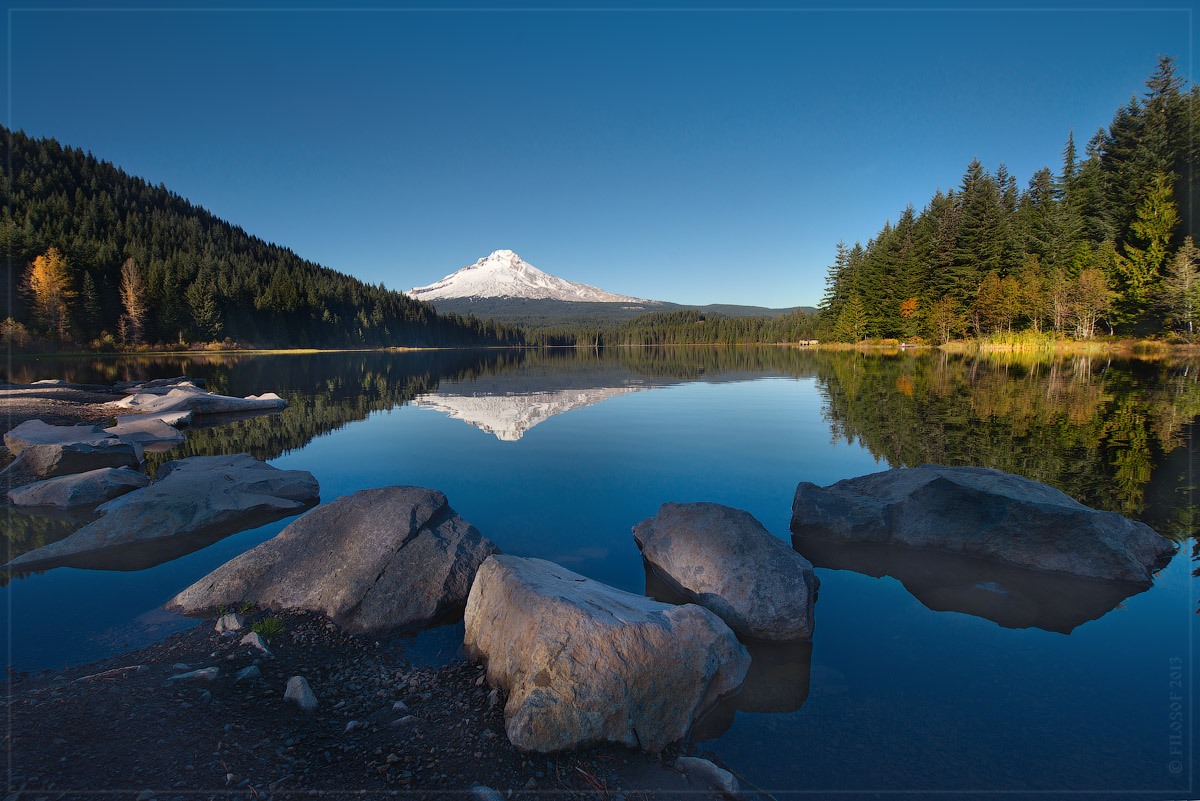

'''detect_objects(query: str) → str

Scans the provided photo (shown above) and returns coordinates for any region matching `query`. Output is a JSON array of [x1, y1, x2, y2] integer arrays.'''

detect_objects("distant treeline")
[[525, 308, 820, 346], [0, 127, 523, 349], [819, 56, 1200, 343]]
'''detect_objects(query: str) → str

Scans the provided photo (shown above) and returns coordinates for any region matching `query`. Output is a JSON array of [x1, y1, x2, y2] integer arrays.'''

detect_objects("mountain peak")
[[406, 251, 652, 304]]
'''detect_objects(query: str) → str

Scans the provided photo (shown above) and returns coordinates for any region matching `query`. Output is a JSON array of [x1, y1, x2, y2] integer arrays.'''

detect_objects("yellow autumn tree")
[[25, 247, 75, 341]]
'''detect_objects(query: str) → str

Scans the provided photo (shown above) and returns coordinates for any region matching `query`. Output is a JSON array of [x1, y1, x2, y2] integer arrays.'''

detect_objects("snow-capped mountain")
[[405, 250, 653, 304]]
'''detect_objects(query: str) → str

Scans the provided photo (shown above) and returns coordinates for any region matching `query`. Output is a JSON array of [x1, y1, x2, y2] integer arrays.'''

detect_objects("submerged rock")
[[6, 466, 150, 509], [790, 465, 1175, 584], [166, 486, 498, 635], [674, 757, 742, 799], [463, 554, 749, 754], [2, 420, 142, 478], [3, 454, 318, 572], [633, 502, 818, 641]]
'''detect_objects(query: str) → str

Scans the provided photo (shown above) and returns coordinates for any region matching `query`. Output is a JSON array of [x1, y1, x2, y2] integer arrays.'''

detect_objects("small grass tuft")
[[252, 616, 285, 640]]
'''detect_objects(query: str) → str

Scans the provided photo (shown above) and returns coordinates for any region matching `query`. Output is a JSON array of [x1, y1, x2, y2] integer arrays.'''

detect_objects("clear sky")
[[3, 0, 1193, 307]]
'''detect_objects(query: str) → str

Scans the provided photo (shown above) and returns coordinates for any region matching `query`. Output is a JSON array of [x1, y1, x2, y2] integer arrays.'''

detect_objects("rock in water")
[[103, 417, 187, 452], [2, 420, 142, 478], [675, 757, 742, 799], [166, 486, 498, 635], [633, 502, 818, 641], [790, 465, 1175, 584], [3, 454, 319, 572], [114, 386, 287, 416], [7, 466, 150, 509], [463, 555, 749, 754]]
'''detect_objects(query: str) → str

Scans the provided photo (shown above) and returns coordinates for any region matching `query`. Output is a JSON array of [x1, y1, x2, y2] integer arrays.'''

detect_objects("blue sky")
[[4, 1, 1193, 307]]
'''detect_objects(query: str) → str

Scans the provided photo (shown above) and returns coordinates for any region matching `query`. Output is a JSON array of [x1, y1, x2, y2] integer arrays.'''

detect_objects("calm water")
[[3, 346, 1196, 798]]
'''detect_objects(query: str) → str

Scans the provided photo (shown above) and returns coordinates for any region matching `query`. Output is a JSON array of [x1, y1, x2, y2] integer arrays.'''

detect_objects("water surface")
[[3, 346, 1195, 798]]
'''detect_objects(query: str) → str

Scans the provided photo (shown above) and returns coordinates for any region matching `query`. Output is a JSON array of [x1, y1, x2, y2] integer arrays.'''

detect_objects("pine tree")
[[1159, 237, 1200, 337], [1119, 171, 1179, 306], [820, 240, 850, 321], [80, 271, 101, 337], [832, 294, 867, 342], [1056, 130, 1077, 202]]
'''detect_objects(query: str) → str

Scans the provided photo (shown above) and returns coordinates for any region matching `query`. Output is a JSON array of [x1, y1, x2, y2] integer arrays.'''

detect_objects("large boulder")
[[633, 502, 818, 641], [3, 454, 318, 572], [790, 465, 1175, 584], [113, 387, 287, 416], [2, 420, 142, 478], [463, 555, 749, 754], [7, 466, 150, 509], [166, 486, 498, 635]]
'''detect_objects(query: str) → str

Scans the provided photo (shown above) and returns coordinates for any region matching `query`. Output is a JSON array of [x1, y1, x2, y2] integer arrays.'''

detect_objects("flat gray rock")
[[790, 465, 1175, 584], [7, 466, 150, 509], [463, 555, 749, 754], [104, 417, 187, 452], [114, 387, 287, 416], [112, 410, 194, 428], [2, 420, 142, 478], [634, 502, 818, 641], [166, 486, 498, 635], [3, 454, 318, 572]]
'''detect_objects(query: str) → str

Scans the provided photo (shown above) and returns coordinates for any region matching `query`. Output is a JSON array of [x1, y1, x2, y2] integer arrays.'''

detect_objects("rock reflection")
[[791, 535, 1153, 634], [4, 498, 318, 574], [644, 564, 812, 742]]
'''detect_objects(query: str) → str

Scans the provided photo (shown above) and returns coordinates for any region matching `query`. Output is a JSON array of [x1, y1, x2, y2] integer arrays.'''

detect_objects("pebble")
[[135, 791, 155, 801], [169, 667, 219, 682], [487, 689, 499, 708], [391, 701, 408, 712], [284, 676, 318, 713], [215, 612, 244, 634], [470, 786, 504, 801], [390, 715, 418, 728], [675, 756, 742, 799], [234, 665, 261, 683], [344, 720, 363, 733], [240, 631, 273, 657]]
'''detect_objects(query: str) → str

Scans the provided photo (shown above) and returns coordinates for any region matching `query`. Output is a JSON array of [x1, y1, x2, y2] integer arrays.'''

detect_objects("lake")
[[2, 346, 1196, 798]]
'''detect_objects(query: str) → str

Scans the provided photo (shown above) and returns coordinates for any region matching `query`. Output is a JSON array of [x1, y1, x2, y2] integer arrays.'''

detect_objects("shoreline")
[[7, 336, 1199, 360], [0, 383, 758, 800], [4, 609, 732, 800]]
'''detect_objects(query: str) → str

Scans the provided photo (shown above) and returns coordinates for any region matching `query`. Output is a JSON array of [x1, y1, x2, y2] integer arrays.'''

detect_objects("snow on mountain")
[[405, 250, 654, 304]]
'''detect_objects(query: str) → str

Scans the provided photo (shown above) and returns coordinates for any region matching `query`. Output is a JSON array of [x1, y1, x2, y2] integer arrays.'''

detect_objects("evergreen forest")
[[819, 56, 1200, 343], [0, 127, 523, 350]]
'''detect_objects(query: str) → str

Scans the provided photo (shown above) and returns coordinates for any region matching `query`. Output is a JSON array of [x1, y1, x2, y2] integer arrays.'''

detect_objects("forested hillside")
[[819, 57, 1199, 342], [0, 128, 523, 349], [525, 308, 820, 346]]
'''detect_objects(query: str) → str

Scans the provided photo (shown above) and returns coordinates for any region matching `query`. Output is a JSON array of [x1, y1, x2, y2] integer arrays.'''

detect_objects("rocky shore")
[[3, 608, 744, 801]]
